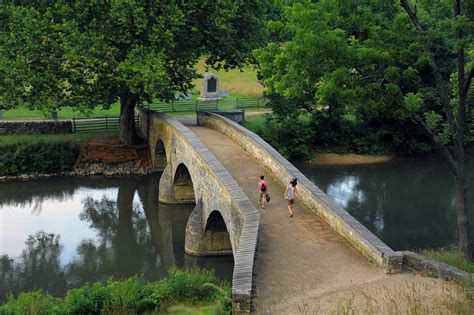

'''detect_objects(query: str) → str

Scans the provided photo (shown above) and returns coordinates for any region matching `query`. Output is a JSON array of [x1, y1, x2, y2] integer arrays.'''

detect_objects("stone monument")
[[198, 73, 220, 101]]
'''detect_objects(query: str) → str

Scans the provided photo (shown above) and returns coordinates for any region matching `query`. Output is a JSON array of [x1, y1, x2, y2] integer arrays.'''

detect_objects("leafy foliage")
[[0, 1, 268, 143], [0, 269, 231, 314], [0, 140, 79, 176], [255, 0, 474, 154]]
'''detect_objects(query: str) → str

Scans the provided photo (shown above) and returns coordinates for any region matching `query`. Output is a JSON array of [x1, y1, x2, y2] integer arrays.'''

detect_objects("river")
[[295, 149, 474, 251], [2, 151, 473, 301], [0, 174, 233, 302]]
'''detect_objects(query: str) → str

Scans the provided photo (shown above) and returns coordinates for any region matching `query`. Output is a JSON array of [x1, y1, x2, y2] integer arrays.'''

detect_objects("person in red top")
[[258, 175, 269, 209]]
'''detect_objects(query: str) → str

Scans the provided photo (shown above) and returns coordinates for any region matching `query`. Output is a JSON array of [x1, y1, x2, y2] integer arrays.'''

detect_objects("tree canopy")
[[255, 0, 473, 155], [0, 0, 267, 143]]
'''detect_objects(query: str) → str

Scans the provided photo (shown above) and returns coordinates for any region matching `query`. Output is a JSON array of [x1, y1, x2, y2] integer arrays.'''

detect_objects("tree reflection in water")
[[0, 175, 189, 302], [0, 231, 66, 301], [0, 175, 236, 302]]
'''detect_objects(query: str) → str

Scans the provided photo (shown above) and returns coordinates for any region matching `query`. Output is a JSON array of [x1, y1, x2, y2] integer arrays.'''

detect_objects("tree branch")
[[412, 114, 456, 168], [400, 0, 456, 130], [462, 65, 474, 99]]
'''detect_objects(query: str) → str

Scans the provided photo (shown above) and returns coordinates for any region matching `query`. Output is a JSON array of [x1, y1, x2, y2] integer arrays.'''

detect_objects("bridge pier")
[[185, 200, 233, 256], [158, 165, 176, 203]]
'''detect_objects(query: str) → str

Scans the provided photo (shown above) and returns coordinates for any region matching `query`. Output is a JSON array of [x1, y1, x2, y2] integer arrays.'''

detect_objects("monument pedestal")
[[199, 73, 220, 101]]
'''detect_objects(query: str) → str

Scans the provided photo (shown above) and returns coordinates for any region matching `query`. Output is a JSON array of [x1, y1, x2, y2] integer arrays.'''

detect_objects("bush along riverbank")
[[0, 140, 79, 176], [0, 134, 156, 180], [0, 268, 232, 314]]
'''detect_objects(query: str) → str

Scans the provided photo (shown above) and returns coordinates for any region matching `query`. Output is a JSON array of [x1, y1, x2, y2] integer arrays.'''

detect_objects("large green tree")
[[256, 0, 474, 259], [400, 0, 474, 260], [0, 1, 266, 144]]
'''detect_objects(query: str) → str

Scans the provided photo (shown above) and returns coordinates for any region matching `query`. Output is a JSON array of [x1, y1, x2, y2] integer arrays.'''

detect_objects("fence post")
[[73, 117, 75, 133], [257, 97, 260, 107], [216, 99, 218, 110], [172, 100, 175, 112], [105, 115, 108, 131], [196, 100, 198, 111]]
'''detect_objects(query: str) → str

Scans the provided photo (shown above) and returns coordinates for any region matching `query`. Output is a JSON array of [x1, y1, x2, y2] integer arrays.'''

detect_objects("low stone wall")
[[197, 111, 403, 274], [0, 120, 72, 135], [399, 251, 473, 283], [196, 110, 245, 124]]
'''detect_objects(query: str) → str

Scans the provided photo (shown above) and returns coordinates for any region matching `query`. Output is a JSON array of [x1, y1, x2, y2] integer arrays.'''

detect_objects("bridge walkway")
[[184, 123, 458, 313]]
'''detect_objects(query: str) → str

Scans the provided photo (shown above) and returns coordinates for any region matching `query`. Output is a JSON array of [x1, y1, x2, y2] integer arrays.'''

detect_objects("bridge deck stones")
[[187, 125, 460, 313]]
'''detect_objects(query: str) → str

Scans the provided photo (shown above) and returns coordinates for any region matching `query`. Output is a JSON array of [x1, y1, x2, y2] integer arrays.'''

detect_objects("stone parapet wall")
[[135, 108, 260, 313], [197, 111, 403, 274], [399, 251, 473, 283], [196, 110, 245, 124], [0, 120, 72, 135]]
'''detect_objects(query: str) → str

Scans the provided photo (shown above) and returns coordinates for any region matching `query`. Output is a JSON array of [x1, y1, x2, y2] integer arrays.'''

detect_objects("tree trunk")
[[452, 149, 473, 261], [119, 93, 139, 145], [115, 184, 139, 276], [401, 0, 474, 262]]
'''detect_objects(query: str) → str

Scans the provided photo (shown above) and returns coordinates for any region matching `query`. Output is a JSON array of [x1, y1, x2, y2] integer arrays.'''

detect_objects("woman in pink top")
[[258, 175, 269, 209]]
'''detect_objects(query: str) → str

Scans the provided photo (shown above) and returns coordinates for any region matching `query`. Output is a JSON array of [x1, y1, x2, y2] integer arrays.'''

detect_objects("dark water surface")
[[0, 174, 233, 301], [294, 149, 474, 251]]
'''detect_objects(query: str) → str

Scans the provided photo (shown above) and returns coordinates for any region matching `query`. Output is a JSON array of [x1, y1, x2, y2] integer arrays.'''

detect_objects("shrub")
[[103, 276, 143, 313], [0, 269, 232, 314], [0, 140, 79, 176], [259, 115, 315, 161], [0, 291, 59, 315], [62, 282, 108, 314]]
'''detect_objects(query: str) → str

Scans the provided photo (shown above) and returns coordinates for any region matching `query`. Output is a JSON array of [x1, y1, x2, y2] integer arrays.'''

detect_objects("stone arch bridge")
[[135, 107, 405, 313]]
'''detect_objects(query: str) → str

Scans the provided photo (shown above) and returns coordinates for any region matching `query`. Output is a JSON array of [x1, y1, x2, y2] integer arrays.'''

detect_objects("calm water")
[[295, 149, 474, 251], [0, 174, 233, 301]]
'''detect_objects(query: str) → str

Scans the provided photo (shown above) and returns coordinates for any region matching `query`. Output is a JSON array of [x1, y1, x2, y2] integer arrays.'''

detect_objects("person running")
[[284, 178, 297, 217], [258, 175, 269, 209]]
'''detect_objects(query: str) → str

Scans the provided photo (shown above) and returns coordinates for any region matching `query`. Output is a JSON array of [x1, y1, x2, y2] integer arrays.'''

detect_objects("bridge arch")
[[203, 210, 232, 254], [154, 139, 167, 171], [172, 163, 195, 203]]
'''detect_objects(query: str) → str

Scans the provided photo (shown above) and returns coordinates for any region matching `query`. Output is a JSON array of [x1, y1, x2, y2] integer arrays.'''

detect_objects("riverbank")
[[310, 153, 396, 165], [0, 133, 157, 181], [0, 161, 157, 182]]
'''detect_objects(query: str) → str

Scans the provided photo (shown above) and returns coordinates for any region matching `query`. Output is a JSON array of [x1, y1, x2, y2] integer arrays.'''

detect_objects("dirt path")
[[187, 124, 468, 314]]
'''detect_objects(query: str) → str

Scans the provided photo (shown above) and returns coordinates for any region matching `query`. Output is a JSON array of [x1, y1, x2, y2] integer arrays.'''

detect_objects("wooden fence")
[[72, 97, 267, 133], [72, 116, 139, 133]]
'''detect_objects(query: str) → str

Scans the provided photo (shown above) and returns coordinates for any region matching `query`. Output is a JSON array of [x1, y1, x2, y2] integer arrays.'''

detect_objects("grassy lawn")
[[241, 114, 267, 132], [1, 102, 122, 121], [192, 57, 264, 97], [0, 131, 117, 146]]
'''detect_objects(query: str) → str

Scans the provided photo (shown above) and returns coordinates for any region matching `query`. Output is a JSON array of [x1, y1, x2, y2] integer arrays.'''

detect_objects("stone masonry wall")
[[197, 111, 403, 274], [136, 108, 260, 313], [0, 120, 72, 135], [399, 251, 473, 283]]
